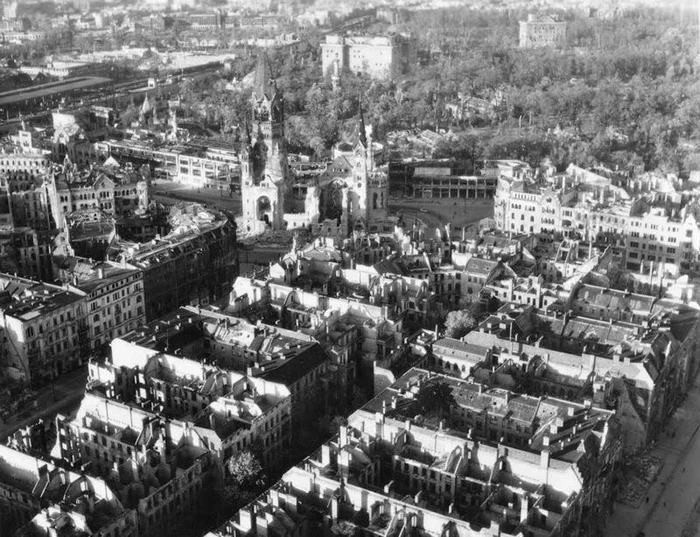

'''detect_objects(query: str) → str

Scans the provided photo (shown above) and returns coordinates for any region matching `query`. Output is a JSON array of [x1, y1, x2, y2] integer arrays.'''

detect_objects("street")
[[606, 378, 700, 537], [0, 366, 87, 442], [151, 181, 241, 214], [389, 198, 494, 233]]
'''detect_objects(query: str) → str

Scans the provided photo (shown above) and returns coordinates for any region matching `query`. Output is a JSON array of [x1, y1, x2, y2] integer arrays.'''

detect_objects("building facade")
[[321, 33, 416, 79], [0, 273, 89, 384], [519, 14, 567, 48]]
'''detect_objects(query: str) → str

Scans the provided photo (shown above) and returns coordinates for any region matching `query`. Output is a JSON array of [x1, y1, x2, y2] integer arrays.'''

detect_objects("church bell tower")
[[240, 54, 291, 234]]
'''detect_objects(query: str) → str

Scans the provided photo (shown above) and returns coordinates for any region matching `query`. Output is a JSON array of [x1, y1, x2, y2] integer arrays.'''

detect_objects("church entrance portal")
[[257, 196, 272, 224]]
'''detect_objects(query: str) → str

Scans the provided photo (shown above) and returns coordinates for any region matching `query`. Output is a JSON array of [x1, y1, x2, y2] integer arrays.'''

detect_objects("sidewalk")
[[606, 379, 700, 536]]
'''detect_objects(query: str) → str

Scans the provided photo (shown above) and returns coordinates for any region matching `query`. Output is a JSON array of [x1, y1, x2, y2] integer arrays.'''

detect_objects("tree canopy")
[[444, 309, 477, 339]]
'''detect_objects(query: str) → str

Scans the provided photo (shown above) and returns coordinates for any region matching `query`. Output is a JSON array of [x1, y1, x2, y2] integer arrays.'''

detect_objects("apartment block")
[[52, 392, 219, 537], [57, 257, 146, 352], [46, 164, 149, 232], [0, 444, 138, 537], [425, 297, 700, 452], [109, 204, 238, 322], [87, 337, 292, 472], [211, 368, 621, 537], [493, 164, 700, 273], [0, 273, 89, 384], [116, 306, 335, 442]]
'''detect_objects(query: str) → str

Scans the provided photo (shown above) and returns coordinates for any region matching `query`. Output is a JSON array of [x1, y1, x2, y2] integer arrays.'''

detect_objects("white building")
[[321, 33, 416, 80]]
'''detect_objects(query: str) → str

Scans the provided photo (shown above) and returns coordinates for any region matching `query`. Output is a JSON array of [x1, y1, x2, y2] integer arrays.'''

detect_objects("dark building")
[[111, 204, 238, 321]]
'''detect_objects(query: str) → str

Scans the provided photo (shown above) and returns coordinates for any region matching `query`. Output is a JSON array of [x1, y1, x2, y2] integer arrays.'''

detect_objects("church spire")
[[253, 52, 275, 100], [240, 120, 252, 154], [357, 99, 367, 148]]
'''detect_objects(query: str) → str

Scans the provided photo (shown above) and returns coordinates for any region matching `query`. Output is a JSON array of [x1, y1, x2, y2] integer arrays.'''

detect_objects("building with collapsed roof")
[[212, 368, 620, 537], [424, 298, 700, 452], [229, 275, 404, 370], [519, 14, 567, 48], [84, 336, 292, 473], [46, 162, 149, 233], [108, 204, 238, 322], [0, 444, 137, 537], [52, 389, 220, 537], [116, 305, 338, 442]]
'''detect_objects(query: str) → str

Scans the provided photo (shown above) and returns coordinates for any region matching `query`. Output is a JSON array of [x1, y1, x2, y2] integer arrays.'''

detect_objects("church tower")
[[346, 106, 388, 232], [240, 54, 290, 234]]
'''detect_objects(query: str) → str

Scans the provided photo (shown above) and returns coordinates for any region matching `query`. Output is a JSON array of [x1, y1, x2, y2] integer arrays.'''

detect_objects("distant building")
[[101, 138, 240, 190], [321, 33, 416, 80], [519, 14, 567, 48], [2, 1, 18, 19], [389, 159, 497, 199], [0, 17, 29, 32], [46, 163, 149, 233], [187, 11, 227, 30]]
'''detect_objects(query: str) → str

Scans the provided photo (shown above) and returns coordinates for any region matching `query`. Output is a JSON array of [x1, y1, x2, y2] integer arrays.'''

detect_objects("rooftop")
[[0, 273, 84, 321]]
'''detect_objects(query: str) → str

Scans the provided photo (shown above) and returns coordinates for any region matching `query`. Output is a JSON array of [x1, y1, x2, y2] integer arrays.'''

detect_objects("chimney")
[[339, 449, 350, 472], [520, 494, 529, 522], [321, 444, 331, 466], [256, 513, 270, 533], [339, 425, 348, 448], [239, 507, 255, 530], [331, 496, 339, 522]]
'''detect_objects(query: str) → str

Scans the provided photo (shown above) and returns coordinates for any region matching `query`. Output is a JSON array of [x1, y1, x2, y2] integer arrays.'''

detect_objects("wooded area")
[[116, 5, 700, 175]]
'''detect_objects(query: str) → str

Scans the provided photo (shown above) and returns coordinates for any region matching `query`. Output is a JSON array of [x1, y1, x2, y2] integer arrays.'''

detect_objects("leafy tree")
[[227, 450, 265, 488], [433, 134, 483, 171], [224, 450, 266, 508], [444, 309, 476, 339]]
